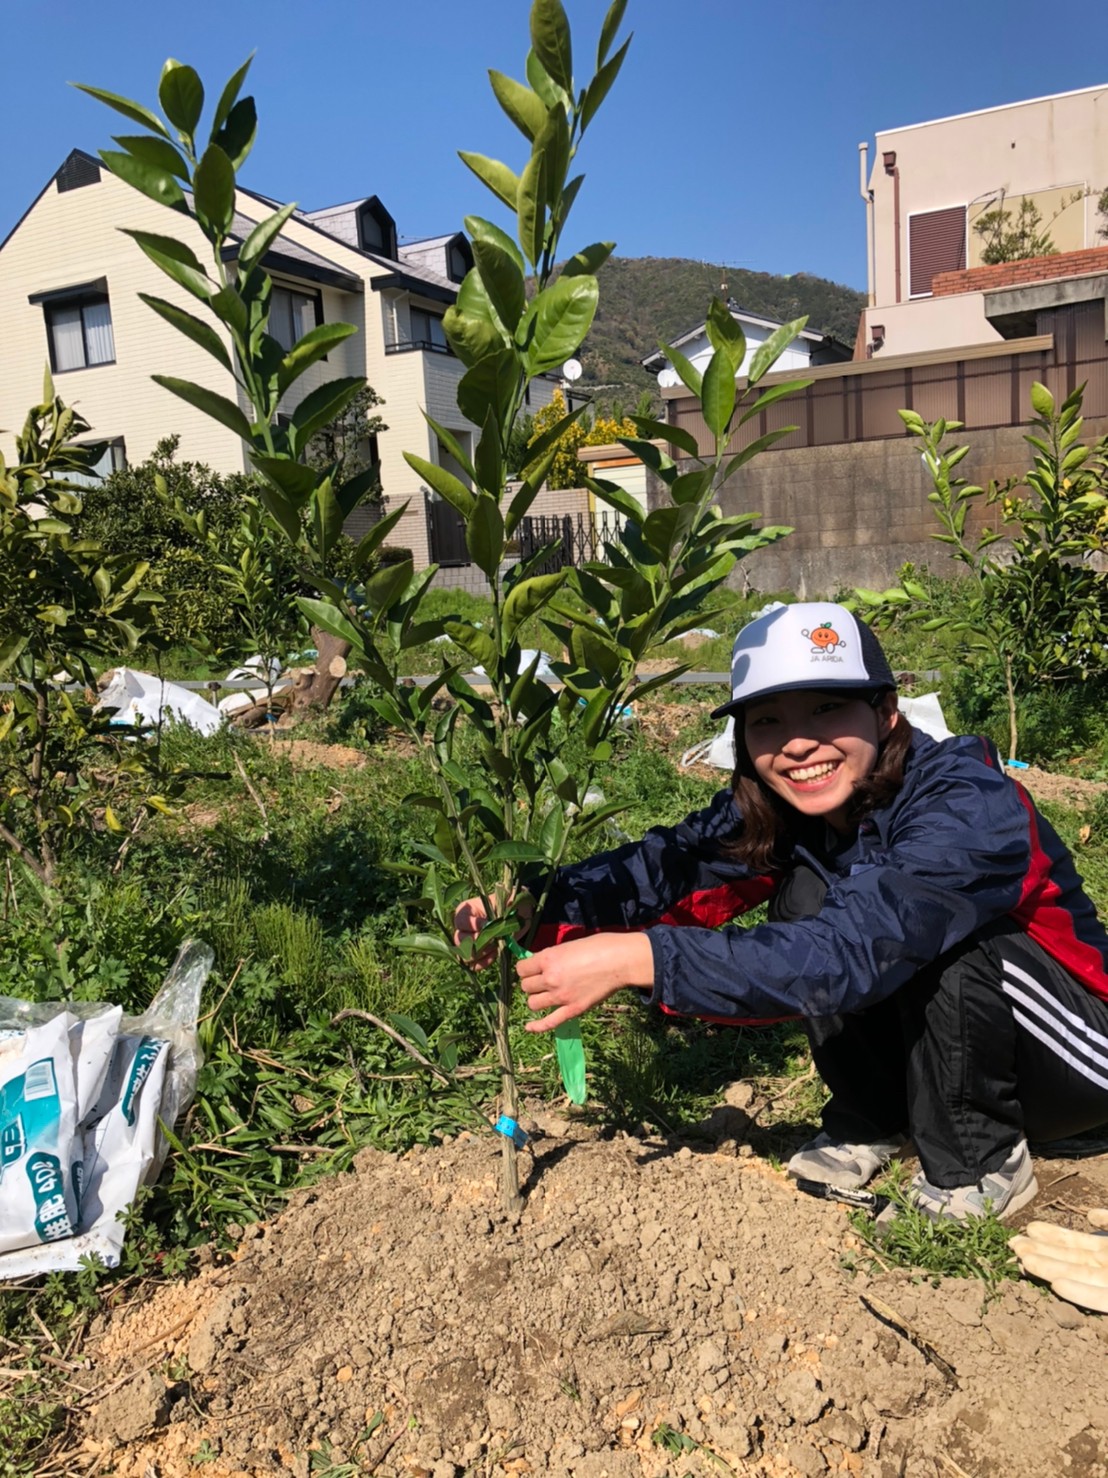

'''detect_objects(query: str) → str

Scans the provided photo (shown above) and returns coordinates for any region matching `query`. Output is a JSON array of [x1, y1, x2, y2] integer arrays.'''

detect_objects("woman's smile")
[[743, 690, 899, 832]]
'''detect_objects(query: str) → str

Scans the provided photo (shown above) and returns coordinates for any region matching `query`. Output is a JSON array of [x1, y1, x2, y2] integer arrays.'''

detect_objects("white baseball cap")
[[711, 602, 897, 720]]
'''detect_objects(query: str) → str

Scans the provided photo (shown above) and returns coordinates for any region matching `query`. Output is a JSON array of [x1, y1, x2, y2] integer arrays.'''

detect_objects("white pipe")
[[859, 142, 875, 308]]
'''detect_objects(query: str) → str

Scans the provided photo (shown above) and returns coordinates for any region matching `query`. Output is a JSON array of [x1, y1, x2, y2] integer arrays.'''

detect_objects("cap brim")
[[710, 676, 896, 721]]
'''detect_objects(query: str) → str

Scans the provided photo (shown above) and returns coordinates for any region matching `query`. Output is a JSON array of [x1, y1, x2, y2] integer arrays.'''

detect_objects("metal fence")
[[518, 509, 625, 572]]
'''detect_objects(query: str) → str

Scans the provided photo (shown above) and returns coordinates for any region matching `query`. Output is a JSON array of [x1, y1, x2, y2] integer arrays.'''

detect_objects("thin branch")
[[331, 1008, 451, 1085]]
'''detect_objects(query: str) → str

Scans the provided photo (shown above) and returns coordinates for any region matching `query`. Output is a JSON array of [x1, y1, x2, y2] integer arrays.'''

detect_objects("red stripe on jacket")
[[1009, 780, 1108, 1001]]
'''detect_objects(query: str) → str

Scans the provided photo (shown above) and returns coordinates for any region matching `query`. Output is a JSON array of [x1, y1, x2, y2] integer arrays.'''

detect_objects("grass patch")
[[848, 1163, 1020, 1294]]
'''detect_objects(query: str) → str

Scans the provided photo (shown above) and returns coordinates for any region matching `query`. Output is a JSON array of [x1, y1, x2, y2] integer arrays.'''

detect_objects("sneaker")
[[882, 1137, 1038, 1225], [787, 1130, 908, 1191]]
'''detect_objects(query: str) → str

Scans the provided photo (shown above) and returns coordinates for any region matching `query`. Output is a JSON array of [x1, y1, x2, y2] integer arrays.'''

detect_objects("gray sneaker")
[[884, 1138, 1038, 1224], [787, 1130, 908, 1191]]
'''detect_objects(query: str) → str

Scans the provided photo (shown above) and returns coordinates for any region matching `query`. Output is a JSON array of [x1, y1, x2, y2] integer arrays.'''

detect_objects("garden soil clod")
[[76, 1115, 1108, 1478]]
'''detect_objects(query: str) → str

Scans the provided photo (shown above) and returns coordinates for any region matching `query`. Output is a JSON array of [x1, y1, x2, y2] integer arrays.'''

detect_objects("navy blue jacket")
[[537, 730, 1108, 1024]]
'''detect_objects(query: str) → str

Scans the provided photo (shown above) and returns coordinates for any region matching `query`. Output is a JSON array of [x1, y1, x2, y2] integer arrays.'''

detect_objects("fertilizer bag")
[[0, 940, 211, 1278]]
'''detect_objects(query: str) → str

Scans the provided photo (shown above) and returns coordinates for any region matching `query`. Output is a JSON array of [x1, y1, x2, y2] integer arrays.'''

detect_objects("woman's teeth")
[[788, 762, 838, 782]]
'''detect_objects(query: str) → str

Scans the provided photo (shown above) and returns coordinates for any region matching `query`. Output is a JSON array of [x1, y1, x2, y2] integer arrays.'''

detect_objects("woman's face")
[[742, 689, 899, 833]]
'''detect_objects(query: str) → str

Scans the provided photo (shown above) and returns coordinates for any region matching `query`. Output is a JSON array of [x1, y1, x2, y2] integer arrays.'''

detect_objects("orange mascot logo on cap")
[[801, 620, 845, 655]]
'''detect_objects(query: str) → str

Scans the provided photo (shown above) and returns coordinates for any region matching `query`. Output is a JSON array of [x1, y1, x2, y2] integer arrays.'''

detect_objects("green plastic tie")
[[507, 937, 587, 1105]]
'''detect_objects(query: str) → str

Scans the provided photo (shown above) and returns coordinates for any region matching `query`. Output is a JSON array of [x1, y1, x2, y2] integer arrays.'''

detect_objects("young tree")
[[973, 196, 1056, 265], [0, 375, 158, 885], [855, 383, 1108, 759], [84, 0, 810, 1212]]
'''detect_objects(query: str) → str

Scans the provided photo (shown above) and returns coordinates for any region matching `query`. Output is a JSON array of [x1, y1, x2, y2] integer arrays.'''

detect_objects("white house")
[[642, 302, 850, 388]]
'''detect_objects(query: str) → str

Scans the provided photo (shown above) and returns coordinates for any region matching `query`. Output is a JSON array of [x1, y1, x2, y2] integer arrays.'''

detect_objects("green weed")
[[849, 1164, 1019, 1293]]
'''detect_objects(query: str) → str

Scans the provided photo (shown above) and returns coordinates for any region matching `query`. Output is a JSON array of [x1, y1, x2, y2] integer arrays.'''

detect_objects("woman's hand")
[[453, 892, 532, 970], [516, 932, 655, 1031]]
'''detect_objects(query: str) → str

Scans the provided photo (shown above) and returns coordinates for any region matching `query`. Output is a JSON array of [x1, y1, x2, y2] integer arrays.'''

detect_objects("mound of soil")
[[73, 1115, 1108, 1478]]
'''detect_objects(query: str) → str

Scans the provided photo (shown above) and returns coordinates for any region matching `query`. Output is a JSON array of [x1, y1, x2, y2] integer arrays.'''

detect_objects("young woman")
[[456, 602, 1108, 1222]]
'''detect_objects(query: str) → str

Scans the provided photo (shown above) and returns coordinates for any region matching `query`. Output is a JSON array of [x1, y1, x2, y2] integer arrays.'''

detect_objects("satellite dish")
[[562, 358, 583, 382], [657, 367, 679, 390]]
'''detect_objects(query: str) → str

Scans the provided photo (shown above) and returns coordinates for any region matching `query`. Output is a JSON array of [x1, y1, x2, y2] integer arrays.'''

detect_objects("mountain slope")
[[579, 256, 866, 410]]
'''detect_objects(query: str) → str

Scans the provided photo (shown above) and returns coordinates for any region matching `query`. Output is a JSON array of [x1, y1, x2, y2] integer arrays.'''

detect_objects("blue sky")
[[3, 0, 1107, 292]]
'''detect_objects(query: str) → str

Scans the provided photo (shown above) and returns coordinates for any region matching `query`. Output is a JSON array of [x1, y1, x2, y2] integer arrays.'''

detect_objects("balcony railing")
[[384, 338, 454, 356]]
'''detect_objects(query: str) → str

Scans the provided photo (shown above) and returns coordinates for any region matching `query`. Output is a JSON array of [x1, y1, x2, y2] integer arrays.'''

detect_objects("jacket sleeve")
[[535, 789, 778, 943], [646, 742, 1032, 1023]]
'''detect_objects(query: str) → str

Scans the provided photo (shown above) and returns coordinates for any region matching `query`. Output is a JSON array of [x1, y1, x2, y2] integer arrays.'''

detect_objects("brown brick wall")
[[655, 414, 1108, 599], [933, 247, 1108, 297]]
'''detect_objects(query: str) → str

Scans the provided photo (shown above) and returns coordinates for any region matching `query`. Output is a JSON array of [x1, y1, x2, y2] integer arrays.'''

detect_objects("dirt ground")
[[67, 1105, 1108, 1478]]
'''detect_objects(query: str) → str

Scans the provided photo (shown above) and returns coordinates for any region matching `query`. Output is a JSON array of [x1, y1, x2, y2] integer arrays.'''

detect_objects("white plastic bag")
[[0, 940, 211, 1278], [95, 667, 225, 737]]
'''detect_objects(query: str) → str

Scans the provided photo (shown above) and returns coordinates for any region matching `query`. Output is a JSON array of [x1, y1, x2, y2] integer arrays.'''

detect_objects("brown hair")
[[724, 704, 914, 872]]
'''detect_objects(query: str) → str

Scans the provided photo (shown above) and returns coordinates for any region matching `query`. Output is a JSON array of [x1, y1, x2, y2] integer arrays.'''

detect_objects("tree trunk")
[[495, 954, 523, 1218], [289, 626, 350, 711]]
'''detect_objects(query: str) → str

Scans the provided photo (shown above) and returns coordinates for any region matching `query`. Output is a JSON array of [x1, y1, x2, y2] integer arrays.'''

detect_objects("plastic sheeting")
[[96, 667, 224, 737]]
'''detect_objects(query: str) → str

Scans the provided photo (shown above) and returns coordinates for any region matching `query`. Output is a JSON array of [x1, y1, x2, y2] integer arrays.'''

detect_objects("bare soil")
[[69, 1111, 1108, 1478]]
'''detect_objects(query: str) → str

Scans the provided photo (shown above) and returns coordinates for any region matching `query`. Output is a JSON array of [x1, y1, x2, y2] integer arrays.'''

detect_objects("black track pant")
[[769, 866, 1108, 1187]]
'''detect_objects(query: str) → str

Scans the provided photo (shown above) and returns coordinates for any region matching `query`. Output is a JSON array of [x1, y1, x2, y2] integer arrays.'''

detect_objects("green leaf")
[[298, 598, 362, 650], [488, 69, 547, 140], [700, 349, 737, 439], [517, 150, 546, 268], [389, 1014, 431, 1052], [629, 416, 700, 459], [351, 502, 409, 569], [443, 307, 507, 367], [598, 0, 628, 63], [422, 413, 477, 482], [485, 840, 548, 863], [737, 379, 808, 425], [474, 407, 503, 496], [706, 296, 746, 371], [213, 54, 255, 132], [560, 242, 615, 278], [472, 237, 526, 331], [151, 375, 253, 441], [72, 83, 171, 139], [458, 151, 521, 211], [404, 452, 475, 518], [287, 377, 365, 455], [121, 229, 211, 301], [467, 494, 505, 578], [158, 59, 204, 136], [239, 200, 298, 271], [193, 143, 236, 236], [520, 402, 588, 473], [457, 349, 519, 431], [526, 48, 568, 110], [365, 558, 414, 612], [504, 571, 564, 644], [445, 621, 497, 670], [661, 341, 702, 397], [111, 133, 189, 179], [278, 322, 358, 392], [581, 35, 630, 132], [747, 316, 809, 384], [464, 214, 525, 273], [99, 150, 187, 213], [585, 478, 645, 524], [137, 294, 231, 371], [1030, 381, 1055, 418], [392, 933, 455, 962], [215, 97, 257, 170], [525, 274, 598, 374], [531, 0, 573, 93], [251, 455, 319, 501]]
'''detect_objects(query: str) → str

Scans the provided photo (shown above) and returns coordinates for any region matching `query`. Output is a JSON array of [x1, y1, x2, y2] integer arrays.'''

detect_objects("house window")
[[40, 290, 115, 372], [65, 438, 127, 488], [447, 239, 471, 283], [270, 284, 321, 351], [411, 308, 447, 350], [909, 206, 967, 297]]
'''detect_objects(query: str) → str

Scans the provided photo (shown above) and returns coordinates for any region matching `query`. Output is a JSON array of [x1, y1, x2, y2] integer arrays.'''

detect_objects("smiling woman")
[[457, 600, 1108, 1229]]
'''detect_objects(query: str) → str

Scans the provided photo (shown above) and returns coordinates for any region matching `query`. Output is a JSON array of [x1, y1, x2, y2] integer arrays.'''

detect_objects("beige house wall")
[[866, 83, 1108, 356], [1, 169, 244, 469]]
